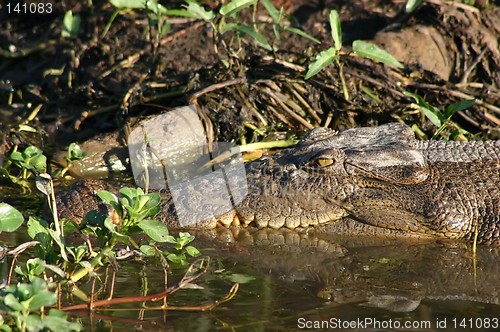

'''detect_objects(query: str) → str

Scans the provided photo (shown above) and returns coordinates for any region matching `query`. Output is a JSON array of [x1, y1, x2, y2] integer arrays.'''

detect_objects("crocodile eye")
[[315, 158, 334, 167]]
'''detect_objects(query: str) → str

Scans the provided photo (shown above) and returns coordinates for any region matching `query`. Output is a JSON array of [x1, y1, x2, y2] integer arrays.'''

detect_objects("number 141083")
[[6, 2, 53, 14]]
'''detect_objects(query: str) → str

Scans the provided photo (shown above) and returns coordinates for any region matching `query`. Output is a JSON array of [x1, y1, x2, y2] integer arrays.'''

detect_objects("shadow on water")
[[47, 227, 500, 331]]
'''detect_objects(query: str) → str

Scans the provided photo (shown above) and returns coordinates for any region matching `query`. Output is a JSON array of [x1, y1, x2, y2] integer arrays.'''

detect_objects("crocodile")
[[57, 123, 500, 245]]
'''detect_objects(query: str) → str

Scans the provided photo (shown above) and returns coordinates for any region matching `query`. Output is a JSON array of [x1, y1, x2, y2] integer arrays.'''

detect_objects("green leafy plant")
[[32, 174, 69, 262], [141, 232, 200, 266], [405, 91, 475, 140], [164, 232, 200, 265], [0, 146, 47, 189], [60, 143, 86, 177], [305, 9, 403, 100], [0, 203, 24, 234], [61, 10, 81, 39], [97, 187, 163, 234], [104, 0, 171, 40], [0, 278, 81, 331], [104, 0, 318, 68], [9, 146, 46, 178], [405, 0, 424, 13], [14, 258, 65, 283], [69, 187, 168, 281]]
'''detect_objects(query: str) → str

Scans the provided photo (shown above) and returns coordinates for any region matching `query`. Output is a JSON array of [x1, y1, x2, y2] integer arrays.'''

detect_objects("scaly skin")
[[57, 124, 500, 245]]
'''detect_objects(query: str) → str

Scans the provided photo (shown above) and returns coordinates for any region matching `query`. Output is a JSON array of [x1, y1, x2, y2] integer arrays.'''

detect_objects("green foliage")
[[329, 10, 342, 51], [405, 0, 424, 13], [109, 0, 168, 14], [0, 203, 24, 233], [141, 231, 201, 266], [220, 23, 272, 50], [305, 47, 338, 80], [137, 219, 170, 242], [0, 278, 81, 331], [66, 143, 86, 164], [306, 10, 403, 80], [220, 0, 256, 16], [164, 232, 201, 265], [62, 10, 81, 39], [97, 187, 162, 232], [182, 0, 215, 21], [65, 244, 90, 264], [14, 258, 65, 283], [405, 91, 474, 139], [352, 40, 403, 68], [101, 0, 318, 67], [27, 216, 68, 262], [26, 217, 53, 258], [9, 146, 46, 174]]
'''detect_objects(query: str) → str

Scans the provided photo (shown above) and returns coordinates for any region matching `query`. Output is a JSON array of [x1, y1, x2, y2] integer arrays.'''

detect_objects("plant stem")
[[70, 245, 114, 283]]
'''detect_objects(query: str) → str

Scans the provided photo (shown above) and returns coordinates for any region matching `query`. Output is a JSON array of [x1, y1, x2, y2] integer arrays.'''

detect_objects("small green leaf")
[[329, 10, 342, 51], [220, 0, 256, 17], [0, 203, 24, 233], [166, 253, 186, 265], [119, 187, 143, 203], [405, 0, 424, 13], [62, 10, 81, 39], [185, 245, 201, 257], [109, 0, 168, 14], [261, 0, 280, 22], [31, 154, 47, 172], [221, 23, 272, 50], [305, 47, 337, 79], [27, 216, 50, 241], [4, 293, 24, 311], [183, 0, 214, 21], [138, 219, 169, 242], [353, 40, 404, 68], [28, 290, 57, 311], [136, 195, 151, 211], [9, 151, 23, 162], [178, 232, 195, 247], [67, 143, 86, 162], [140, 244, 157, 257], [444, 99, 475, 119], [48, 229, 68, 261], [165, 235, 177, 244], [24, 146, 42, 157], [404, 91, 443, 127], [97, 190, 122, 215], [284, 26, 320, 44]]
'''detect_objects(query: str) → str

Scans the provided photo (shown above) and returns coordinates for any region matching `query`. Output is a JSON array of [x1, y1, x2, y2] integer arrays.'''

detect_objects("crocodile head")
[[229, 123, 432, 231]]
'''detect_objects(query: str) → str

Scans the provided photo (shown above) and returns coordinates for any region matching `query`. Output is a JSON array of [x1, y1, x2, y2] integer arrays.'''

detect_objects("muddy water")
[[58, 229, 500, 331]]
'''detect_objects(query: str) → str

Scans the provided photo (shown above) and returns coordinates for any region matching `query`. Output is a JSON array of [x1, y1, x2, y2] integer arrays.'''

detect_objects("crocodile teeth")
[[232, 213, 241, 226], [216, 209, 237, 227]]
